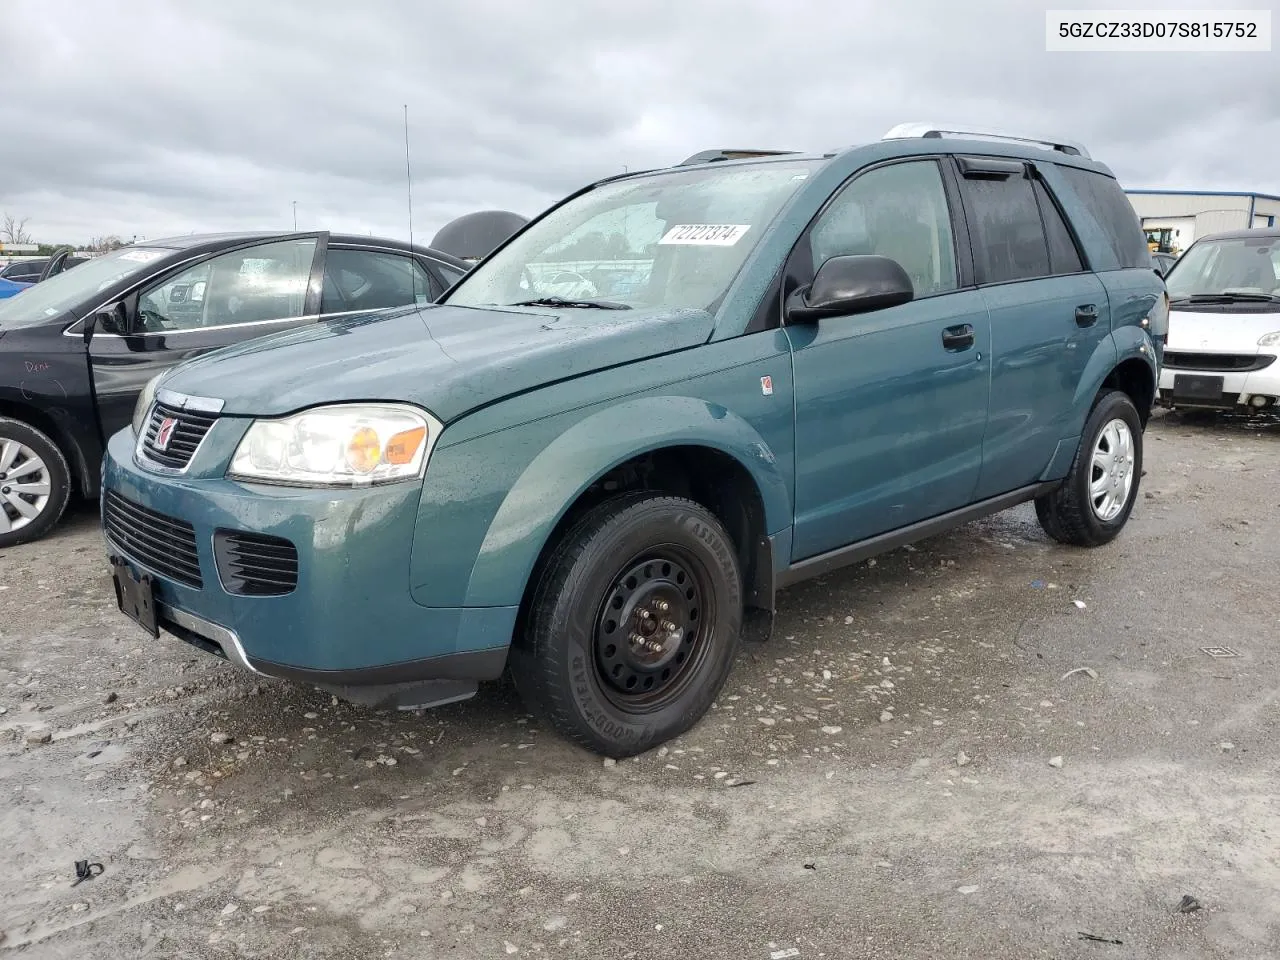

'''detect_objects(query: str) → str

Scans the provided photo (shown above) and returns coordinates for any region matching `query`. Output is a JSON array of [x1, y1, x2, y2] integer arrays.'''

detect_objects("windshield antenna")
[[403, 103, 423, 305], [403, 104, 415, 248]]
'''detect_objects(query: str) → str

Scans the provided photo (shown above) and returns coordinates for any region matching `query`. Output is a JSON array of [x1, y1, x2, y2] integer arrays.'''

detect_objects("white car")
[[1158, 228, 1280, 413]]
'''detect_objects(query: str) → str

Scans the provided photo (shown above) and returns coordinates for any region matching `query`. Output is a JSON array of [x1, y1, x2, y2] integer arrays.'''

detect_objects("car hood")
[[1166, 308, 1280, 353], [160, 303, 715, 422]]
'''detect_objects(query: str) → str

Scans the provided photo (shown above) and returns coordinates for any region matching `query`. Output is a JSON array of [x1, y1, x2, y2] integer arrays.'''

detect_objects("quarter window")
[[136, 239, 316, 332], [1057, 166, 1151, 269], [809, 160, 958, 297]]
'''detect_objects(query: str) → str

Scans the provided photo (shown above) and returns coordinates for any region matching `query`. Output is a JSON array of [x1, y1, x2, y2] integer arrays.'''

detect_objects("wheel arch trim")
[[460, 396, 791, 609]]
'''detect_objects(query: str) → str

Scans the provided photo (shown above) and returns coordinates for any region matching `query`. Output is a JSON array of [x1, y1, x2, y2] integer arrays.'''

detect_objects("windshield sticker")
[[659, 224, 751, 247], [118, 250, 165, 263]]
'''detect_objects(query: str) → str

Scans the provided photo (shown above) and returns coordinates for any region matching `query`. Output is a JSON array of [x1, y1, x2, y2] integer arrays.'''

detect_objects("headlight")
[[227, 403, 439, 487], [132, 373, 165, 437], [1258, 331, 1280, 347]]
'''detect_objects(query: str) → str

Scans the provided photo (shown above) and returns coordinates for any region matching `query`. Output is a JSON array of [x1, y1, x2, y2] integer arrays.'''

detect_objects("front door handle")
[[1075, 304, 1099, 327], [942, 323, 975, 351]]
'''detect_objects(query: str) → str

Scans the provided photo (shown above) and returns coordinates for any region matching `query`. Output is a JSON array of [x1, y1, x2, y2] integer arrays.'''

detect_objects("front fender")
[[458, 396, 790, 609]]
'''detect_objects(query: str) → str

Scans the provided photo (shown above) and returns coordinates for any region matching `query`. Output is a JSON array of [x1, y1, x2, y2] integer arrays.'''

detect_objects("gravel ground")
[[1, 409, 1278, 959]]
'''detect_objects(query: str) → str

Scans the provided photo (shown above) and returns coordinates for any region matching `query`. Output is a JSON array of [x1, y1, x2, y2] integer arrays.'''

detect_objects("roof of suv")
[[662, 124, 1114, 179]]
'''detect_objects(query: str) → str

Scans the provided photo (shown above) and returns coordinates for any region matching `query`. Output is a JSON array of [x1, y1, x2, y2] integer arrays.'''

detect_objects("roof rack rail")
[[881, 123, 1090, 159], [677, 149, 799, 166]]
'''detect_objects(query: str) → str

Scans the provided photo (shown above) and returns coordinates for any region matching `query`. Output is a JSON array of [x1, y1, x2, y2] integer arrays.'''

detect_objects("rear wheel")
[[1035, 389, 1142, 547], [0, 418, 72, 549], [511, 493, 743, 757]]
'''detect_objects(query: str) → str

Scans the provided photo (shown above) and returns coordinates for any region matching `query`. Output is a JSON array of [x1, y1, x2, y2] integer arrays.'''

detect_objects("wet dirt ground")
[[1, 410, 1278, 959]]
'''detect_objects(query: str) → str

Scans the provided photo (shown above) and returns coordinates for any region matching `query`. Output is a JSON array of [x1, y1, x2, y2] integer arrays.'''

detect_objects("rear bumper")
[[100, 426, 514, 703]]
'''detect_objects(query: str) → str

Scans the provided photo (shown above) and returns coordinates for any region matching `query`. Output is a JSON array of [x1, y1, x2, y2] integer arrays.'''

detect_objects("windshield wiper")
[[1171, 292, 1280, 304], [506, 296, 631, 310]]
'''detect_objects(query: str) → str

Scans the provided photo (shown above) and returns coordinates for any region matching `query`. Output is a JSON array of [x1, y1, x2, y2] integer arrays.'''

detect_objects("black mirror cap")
[[786, 255, 914, 323], [95, 302, 130, 336]]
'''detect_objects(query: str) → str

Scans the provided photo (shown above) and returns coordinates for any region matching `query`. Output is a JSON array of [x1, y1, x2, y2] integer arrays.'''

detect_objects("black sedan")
[[0, 252, 90, 284], [0, 231, 470, 547]]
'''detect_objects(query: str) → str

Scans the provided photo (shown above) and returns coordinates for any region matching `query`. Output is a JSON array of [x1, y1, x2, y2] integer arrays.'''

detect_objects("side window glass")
[[321, 249, 438, 314], [137, 239, 316, 332], [1034, 180, 1084, 275], [962, 173, 1051, 284], [809, 161, 958, 297]]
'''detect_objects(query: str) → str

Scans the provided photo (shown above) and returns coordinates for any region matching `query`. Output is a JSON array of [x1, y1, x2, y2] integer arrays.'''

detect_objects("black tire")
[[0, 418, 72, 549], [1035, 389, 1142, 547], [511, 492, 743, 757]]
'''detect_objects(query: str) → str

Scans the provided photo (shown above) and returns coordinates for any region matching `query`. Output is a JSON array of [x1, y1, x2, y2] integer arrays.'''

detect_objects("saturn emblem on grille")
[[155, 417, 178, 451]]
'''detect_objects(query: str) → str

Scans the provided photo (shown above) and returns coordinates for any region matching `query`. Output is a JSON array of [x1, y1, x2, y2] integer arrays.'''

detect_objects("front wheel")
[[0, 418, 72, 549], [511, 493, 743, 757], [1035, 389, 1143, 547]]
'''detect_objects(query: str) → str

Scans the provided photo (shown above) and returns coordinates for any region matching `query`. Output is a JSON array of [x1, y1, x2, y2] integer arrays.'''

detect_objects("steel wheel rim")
[[592, 545, 716, 713], [1089, 417, 1135, 522], [0, 439, 52, 534]]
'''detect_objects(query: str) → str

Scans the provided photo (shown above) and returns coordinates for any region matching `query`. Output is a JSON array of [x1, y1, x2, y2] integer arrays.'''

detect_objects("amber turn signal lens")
[[385, 426, 426, 466], [346, 426, 382, 473]]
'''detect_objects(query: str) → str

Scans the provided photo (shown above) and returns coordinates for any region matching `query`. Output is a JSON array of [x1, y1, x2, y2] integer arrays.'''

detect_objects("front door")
[[88, 237, 323, 439], [788, 159, 992, 560]]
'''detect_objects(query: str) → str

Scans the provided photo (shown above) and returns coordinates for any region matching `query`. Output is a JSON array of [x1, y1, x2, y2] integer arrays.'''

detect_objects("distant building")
[[1125, 190, 1280, 256]]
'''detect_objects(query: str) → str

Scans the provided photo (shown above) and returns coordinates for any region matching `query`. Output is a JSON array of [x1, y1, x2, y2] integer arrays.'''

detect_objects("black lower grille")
[[1162, 351, 1275, 372], [214, 530, 299, 596], [103, 491, 202, 588], [141, 401, 219, 470]]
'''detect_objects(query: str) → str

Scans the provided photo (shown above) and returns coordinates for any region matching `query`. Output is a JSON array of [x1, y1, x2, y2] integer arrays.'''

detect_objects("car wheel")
[[512, 492, 743, 757], [0, 418, 73, 549], [1035, 389, 1142, 547]]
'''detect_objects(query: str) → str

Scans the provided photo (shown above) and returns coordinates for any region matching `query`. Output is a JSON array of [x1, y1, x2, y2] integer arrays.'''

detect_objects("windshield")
[[0, 247, 174, 330], [445, 159, 822, 312], [1166, 236, 1280, 301]]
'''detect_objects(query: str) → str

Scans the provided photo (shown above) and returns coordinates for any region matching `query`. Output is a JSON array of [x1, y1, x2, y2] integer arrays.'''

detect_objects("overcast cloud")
[[0, 0, 1276, 246]]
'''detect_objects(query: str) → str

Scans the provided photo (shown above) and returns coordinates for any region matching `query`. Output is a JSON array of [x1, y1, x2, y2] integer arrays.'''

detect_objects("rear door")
[[88, 235, 325, 439], [956, 157, 1110, 500]]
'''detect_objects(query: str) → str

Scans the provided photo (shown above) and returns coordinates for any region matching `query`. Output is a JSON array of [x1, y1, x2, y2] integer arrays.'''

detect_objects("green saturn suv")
[[101, 123, 1166, 757]]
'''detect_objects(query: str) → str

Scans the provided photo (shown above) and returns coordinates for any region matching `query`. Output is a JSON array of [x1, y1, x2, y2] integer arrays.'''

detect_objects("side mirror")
[[785, 254, 914, 323], [94, 302, 130, 336]]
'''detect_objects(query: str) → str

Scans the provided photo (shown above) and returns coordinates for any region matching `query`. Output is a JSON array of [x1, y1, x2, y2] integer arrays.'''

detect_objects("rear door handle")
[[1075, 304, 1099, 327], [942, 323, 975, 351]]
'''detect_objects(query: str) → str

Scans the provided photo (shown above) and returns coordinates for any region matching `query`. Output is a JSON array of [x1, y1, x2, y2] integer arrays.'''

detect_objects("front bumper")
[[101, 426, 514, 705], [1157, 358, 1280, 412]]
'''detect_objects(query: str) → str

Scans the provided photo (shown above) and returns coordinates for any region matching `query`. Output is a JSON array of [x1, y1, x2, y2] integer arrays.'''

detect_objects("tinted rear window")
[[1033, 180, 1084, 275], [962, 174, 1051, 284], [1058, 166, 1150, 269]]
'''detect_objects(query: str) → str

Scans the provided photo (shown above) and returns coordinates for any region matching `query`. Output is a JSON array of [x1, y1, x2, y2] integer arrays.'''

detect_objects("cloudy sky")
[[1, 0, 1276, 246]]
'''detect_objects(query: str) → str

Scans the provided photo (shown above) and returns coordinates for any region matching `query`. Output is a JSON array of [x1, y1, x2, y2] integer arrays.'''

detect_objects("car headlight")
[[227, 403, 440, 487], [132, 373, 165, 437], [1258, 331, 1280, 347]]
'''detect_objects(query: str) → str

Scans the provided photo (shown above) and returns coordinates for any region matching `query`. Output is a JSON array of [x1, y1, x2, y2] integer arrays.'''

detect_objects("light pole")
[[292, 201, 297, 231]]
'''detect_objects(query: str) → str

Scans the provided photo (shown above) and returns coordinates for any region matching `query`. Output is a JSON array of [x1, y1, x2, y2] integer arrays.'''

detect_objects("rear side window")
[[1033, 180, 1084, 274], [1057, 166, 1150, 269], [961, 173, 1051, 284]]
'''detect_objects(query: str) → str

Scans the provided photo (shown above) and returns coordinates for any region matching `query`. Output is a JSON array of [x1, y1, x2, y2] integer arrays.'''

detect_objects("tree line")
[[2, 212, 125, 254]]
